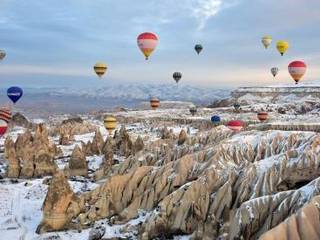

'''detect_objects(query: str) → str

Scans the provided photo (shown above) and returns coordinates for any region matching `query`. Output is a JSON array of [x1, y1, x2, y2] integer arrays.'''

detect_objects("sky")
[[0, 0, 319, 89]]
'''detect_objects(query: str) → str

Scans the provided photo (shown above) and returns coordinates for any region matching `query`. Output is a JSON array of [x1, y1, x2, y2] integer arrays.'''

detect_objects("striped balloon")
[[288, 61, 306, 84], [0, 107, 11, 123], [137, 32, 158, 60], [94, 62, 107, 78], [257, 112, 268, 122], [150, 97, 160, 110]]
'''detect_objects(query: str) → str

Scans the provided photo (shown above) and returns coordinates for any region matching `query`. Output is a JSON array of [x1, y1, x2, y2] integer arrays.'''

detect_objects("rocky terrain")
[[0, 86, 320, 240]]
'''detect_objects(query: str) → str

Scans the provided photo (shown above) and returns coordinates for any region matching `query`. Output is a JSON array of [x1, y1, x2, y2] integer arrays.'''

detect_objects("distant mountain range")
[[0, 84, 232, 116], [49, 83, 232, 103]]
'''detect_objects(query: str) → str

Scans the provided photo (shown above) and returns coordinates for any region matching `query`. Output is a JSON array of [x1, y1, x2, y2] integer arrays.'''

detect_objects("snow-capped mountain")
[[50, 83, 232, 103]]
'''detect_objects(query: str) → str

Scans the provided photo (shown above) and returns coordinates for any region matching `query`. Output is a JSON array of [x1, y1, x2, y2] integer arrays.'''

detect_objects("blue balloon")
[[7, 86, 23, 104], [211, 115, 221, 123]]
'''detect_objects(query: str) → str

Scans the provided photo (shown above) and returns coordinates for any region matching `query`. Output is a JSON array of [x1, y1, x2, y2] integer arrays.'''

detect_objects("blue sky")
[[0, 0, 319, 89]]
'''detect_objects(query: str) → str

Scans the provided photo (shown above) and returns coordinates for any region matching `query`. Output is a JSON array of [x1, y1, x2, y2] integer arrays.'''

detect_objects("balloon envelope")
[[104, 116, 117, 134], [137, 32, 158, 60], [0, 107, 11, 123], [262, 36, 272, 49], [276, 41, 289, 56], [257, 112, 268, 122], [7, 86, 23, 104], [150, 97, 160, 110], [0, 119, 8, 137], [94, 62, 107, 78], [173, 72, 182, 83], [227, 120, 244, 132], [194, 44, 203, 54], [211, 115, 221, 123], [233, 103, 240, 110], [0, 50, 6, 61], [271, 67, 279, 77], [288, 61, 306, 84]]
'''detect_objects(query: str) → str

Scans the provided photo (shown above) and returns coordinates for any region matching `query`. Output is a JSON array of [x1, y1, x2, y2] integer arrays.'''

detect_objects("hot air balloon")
[[94, 63, 107, 78], [257, 112, 268, 122], [0, 120, 8, 137], [104, 116, 117, 135], [0, 107, 11, 123], [262, 36, 272, 49], [0, 107, 11, 137], [150, 97, 160, 110], [271, 67, 279, 77], [194, 44, 203, 55], [173, 72, 182, 84], [288, 61, 307, 84], [211, 115, 221, 124], [0, 50, 6, 61], [189, 106, 197, 116], [7, 86, 23, 104], [227, 120, 244, 132], [276, 41, 289, 56], [233, 103, 240, 111], [137, 32, 158, 60]]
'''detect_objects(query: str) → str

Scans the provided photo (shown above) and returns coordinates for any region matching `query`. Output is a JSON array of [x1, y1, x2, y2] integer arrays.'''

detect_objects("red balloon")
[[0, 119, 8, 137], [227, 120, 244, 132], [137, 32, 158, 60], [288, 61, 307, 84]]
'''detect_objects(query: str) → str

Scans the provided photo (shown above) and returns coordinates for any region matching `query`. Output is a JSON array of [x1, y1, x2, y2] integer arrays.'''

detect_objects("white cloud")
[[187, 0, 240, 30]]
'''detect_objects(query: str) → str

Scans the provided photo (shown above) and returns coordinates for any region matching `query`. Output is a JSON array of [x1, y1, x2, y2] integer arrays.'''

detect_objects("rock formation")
[[178, 129, 188, 145], [10, 112, 32, 128], [37, 126, 320, 239], [54, 117, 97, 145], [36, 171, 79, 233], [5, 124, 61, 178], [68, 145, 88, 177], [260, 195, 320, 240]]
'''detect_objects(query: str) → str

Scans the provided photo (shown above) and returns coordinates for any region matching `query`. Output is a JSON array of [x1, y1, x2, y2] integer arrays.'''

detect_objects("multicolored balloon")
[[276, 41, 289, 56], [261, 36, 272, 49], [288, 61, 307, 84], [150, 97, 160, 110], [137, 32, 158, 60], [0, 50, 6, 61], [227, 120, 244, 132], [271, 67, 279, 77], [94, 62, 107, 78], [173, 72, 182, 84], [7, 86, 23, 104], [194, 44, 203, 55], [257, 112, 268, 122]]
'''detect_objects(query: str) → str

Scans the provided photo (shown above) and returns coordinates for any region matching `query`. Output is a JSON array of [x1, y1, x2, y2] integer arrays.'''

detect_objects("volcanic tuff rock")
[[54, 117, 97, 145], [260, 195, 320, 240], [178, 129, 188, 145], [68, 145, 88, 177], [5, 124, 61, 178], [10, 112, 32, 128], [36, 171, 80, 233]]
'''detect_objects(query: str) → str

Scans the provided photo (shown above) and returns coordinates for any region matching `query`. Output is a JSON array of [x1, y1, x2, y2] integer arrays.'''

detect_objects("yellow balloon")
[[94, 62, 107, 78], [261, 36, 272, 49], [104, 116, 117, 135], [276, 41, 289, 56]]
